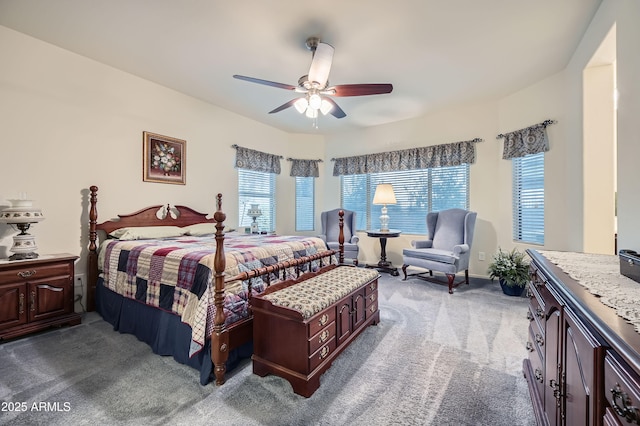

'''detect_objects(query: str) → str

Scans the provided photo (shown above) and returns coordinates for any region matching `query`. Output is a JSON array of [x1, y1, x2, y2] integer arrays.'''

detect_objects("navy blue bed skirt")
[[95, 278, 251, 385]]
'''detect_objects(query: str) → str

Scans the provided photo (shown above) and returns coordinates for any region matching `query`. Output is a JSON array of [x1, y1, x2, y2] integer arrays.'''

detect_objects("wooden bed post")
[[87, 185, 99, 312], [211, 193, 230, 385], [338, 210, 345, 264]]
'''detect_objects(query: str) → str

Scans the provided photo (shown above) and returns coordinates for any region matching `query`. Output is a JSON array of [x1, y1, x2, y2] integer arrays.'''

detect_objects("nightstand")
[[0, 253, 82, 340]]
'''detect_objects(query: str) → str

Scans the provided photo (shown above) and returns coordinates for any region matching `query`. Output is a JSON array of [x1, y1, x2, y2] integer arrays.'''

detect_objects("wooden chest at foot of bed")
[[250, 266, 380, 397]]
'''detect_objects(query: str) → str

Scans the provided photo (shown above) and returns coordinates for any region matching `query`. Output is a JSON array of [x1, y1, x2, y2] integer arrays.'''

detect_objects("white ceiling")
[[0, 0, 602, 135]]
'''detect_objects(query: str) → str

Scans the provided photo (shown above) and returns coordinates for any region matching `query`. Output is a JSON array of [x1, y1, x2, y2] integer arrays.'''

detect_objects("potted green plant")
[[487, 247, 530, 296]]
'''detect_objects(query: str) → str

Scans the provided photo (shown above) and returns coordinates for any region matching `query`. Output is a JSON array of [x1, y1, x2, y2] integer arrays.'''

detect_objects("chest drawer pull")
[[318, 314, 329, 327], [526, 341, 534, 352], [535, 307, 544, 319], [19, 293, 25, 314], [319, 346, 330, 360], [17, 270, 37, 278], [318, 330, 330, 344], [535, 333, 544, 346], [526, 311, 534, 321], [611, 383, 640, 424], [30, 291, 36, 311]]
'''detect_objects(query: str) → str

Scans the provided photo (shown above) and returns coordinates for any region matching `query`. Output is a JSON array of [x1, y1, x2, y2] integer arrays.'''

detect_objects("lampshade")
[[294, 97, 308, 113], [319, 99, 333, 115], [308, 93, 322, 110], [373, 184, 397, 205]]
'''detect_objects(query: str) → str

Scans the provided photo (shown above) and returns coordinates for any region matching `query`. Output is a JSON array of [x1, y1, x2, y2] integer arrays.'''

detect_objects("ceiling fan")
[[233, 37, 393, 120]]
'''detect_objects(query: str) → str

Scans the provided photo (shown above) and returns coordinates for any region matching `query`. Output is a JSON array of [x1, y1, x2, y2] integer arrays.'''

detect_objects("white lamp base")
[[379, 205, 390, 232], [9, 232, 39, 260]]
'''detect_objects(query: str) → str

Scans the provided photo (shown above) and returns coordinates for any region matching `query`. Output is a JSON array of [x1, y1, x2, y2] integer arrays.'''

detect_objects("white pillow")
[[109, 226, 186, 240], [181, 222, 217, 236]]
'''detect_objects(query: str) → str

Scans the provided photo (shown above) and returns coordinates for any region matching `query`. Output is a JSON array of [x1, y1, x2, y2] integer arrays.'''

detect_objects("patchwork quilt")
[[98, 233, 332, 356]]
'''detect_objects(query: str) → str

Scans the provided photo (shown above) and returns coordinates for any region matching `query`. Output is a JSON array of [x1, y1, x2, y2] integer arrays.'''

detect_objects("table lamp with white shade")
[[372, 183, 397, 232], [0, 198, 45, 260]]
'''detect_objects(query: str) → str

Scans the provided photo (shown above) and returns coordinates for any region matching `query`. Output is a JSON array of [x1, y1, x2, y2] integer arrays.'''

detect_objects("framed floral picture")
[[143, 131, 186, 185]]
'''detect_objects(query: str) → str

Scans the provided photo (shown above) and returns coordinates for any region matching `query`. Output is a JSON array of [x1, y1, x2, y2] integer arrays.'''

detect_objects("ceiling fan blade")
[[268, 99, 298, 114], [330, 83, 393, 97], [308, 42, 334, 88], [233, 75, 297, 91], [323, 97, 346, 119]]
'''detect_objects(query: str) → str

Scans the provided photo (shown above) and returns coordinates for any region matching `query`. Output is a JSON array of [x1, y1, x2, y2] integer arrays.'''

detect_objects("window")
[[340, 165, 469, 234], [512, 152, 544, 244], [295, 176, 314, 231], [238, 169, 275, 232]]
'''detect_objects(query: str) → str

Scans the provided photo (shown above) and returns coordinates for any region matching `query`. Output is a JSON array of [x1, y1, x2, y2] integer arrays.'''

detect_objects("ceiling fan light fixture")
[[308, 93, 322, 110], [305, 107, 318, 118], [294, 97, 308, 113], [320, 99, 333, 115]]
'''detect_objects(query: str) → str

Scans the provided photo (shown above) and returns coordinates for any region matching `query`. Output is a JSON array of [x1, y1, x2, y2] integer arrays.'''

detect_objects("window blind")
[[512, 152, 544, 244], [341, 165, 469, 234], [238, 169, 276, 232]]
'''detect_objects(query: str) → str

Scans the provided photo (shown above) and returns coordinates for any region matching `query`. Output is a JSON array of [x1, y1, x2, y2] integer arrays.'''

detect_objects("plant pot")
[[499, 279, 525, 297]]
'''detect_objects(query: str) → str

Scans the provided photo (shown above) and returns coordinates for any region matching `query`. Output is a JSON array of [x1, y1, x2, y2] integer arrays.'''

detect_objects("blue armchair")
[[401, 208, 477, 294], [319, 209, 359, 265]]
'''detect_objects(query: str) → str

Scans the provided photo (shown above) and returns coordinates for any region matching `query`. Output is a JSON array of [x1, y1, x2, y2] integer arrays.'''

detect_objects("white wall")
[[0, 26, 323, 278]]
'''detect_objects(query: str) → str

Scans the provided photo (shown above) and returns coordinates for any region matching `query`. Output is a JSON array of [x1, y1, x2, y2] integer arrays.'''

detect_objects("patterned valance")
[[497, 119, 556, 159], [332, 139, 481, 176], [232, 144, 282, 174], [288, 158, 322, 178]]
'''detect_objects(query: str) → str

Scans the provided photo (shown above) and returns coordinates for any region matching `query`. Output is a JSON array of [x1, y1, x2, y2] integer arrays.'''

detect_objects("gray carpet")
[[0, 273, 535, 426]]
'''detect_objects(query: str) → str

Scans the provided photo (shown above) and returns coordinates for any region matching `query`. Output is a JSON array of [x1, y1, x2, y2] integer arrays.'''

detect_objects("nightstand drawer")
[[0, 262, 72, 283]]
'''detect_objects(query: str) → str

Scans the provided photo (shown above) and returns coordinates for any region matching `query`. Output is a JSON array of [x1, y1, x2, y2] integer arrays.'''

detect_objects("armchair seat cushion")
[[402, 248, 458, 265]]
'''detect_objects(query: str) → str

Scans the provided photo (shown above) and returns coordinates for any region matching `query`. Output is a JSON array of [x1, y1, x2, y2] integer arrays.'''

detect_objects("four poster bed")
[[86, 185, 346, 386]]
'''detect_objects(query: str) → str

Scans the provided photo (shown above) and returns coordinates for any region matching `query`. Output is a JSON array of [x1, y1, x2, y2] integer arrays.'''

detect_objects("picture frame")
[[143, 131, 186, 185]]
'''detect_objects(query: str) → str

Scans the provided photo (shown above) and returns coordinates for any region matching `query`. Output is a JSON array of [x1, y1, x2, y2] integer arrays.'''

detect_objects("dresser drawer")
[[528, 320, 545, 357], [308, 322, 336, 355], [308, 307, 336, 337], [527, 290, 545, 330], [309, 337, 337, 372], [0, 262, 72, 283], [528, 338, 545, 404], [604, 352, 640, 425]]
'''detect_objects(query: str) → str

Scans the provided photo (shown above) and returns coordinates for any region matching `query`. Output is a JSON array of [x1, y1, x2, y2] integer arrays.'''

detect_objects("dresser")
[[251, 266, 380, 397], [0, 253, 81, 340], [524, 249, 640, 425]]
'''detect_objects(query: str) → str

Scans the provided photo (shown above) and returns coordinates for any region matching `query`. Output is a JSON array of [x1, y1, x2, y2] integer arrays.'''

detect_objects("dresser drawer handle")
[[369, 283, 376, 291], [534, 368, 543, 384], [319, 346, 330, 360], [535, 307, 544, 319], [17, 270, 37, 278], [318, 314, 329, 327], [369, 294, 376, 302], [526, 341, 534, 352], [19, 293, 25, 314], [369, 306, 376, 313], [318, 330, 329, 344], [30, 291, 36, 311], [535, 333, 544, 346], [611, 383, 640, 424], [526, 311, 534, 321]]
